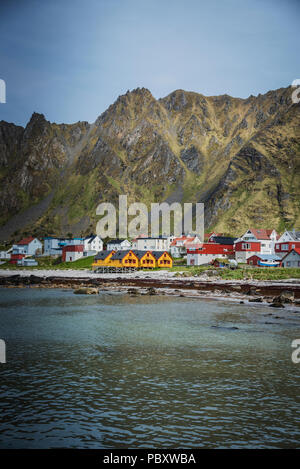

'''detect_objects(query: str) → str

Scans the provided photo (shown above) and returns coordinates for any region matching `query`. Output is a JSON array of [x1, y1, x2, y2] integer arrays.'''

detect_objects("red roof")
[[185, 243, 203, 250], [17, 236, 35, 245], [170, 236, 197, 247], [63, 245, 84, 252], [204, 232, 222, 239], [248, 229, 276, 240]]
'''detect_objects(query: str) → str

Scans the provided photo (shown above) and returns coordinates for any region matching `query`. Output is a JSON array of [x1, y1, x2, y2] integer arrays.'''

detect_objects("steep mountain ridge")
[[0, 85, 299, 241]]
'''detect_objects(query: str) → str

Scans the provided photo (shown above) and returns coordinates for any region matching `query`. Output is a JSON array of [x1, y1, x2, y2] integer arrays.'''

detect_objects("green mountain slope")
[[0, 85, 299, 240]]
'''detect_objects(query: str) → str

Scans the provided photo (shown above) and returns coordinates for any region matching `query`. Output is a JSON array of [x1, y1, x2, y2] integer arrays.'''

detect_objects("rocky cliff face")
[[0, 85, 299, 240]]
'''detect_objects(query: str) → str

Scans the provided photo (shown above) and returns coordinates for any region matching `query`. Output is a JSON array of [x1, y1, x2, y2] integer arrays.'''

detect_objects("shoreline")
[[1, 269, 300, 308]]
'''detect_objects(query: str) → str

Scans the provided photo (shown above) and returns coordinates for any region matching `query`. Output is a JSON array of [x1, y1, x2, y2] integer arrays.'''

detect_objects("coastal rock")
[[280, 290, 295, 303], [249, 297, 263, 303], [74, 287, 98, 295], [269, 296, 285, 308]]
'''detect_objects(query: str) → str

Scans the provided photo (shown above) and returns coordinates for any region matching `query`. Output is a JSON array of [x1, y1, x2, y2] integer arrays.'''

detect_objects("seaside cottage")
[[110, 250, 139, 268], [247, 253, 281, 267], [17, 258, 38, 267], [83, 235, 103, 252], [62, 244, 84, 262], [280, 249, 300, 268], [10, 237, 42, 264], [170, 235, 201, 258], [275, 230, 300, 259], [132, 236, 169, 252], [92, 250, 115, 269], [44, 237, 84, 256], [235, 229, 278, 263], [187, 239, 235, 266], [152, 251, 173, 268], [106, 239, 131, 251], [132, 250, 156, 268]]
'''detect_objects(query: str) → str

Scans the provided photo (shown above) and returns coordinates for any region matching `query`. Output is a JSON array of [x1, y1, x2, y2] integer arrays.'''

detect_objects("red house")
[[275, 241, 300, 258], [187, 239, 235, 266], [62, 244, 84, 262], [9, 253, 26, 264], [234, 240, 261, 263]]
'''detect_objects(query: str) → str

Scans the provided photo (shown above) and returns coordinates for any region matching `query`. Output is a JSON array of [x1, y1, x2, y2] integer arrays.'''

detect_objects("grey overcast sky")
[[0, 0, 299, 126]]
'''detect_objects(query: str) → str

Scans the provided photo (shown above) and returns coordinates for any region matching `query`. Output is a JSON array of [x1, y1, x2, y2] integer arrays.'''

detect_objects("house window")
[[242, 243, 250, 250], [287, 261, 291, 266], [282, 244, 289, 251], [292, 244, 295, 249]]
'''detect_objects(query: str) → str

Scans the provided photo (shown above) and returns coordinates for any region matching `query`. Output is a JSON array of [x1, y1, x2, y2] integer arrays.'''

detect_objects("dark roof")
[[94, 250, 113, 260], [84, 234, 98, 242], [152, 250, 170, 259], [286, 231, 300, 241], [107, 239, 130, 245], [131, 250, 154, 259], [210, 236, 238, 245], [110, 250, 137, 260]]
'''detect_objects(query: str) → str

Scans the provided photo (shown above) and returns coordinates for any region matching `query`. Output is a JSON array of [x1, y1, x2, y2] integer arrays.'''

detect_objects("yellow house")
[[110, 250, 139, 268], [92, 250, 115, 269], [153, 251, 173, 268], [132, 250, 156, 268]]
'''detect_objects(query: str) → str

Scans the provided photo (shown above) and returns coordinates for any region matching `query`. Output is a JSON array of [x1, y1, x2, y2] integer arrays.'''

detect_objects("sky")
[[0, 0, 299, 126]]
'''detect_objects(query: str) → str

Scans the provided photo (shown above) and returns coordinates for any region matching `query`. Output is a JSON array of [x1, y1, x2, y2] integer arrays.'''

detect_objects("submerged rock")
[[74, 287, 98, 295]]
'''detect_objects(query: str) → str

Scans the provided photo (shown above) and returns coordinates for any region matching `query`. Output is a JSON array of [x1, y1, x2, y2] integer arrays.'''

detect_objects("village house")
[[187, 237, 236, 266], [275, 230, 300, 258], [92, 249, 172, 269], [62, 244, 84, 262], [83, 235, 103, 252], [17, 258, 38, 267], [170, 235, 201, 258], [44, 237, 83, 256], [0, 249, 11, 260], [132, 236, 169, 252], [110, 250, 139, 268], [247, 253, 281, 267], [10, 237, 42, 264], [234, 229, 278, 263], [132, 250, 156, 268], [152, 251, 173, 268], [280, 249, 300, 268], [92, 250, 115, 269], [106, 239, 132, 251], [204, 232, 223, 241]]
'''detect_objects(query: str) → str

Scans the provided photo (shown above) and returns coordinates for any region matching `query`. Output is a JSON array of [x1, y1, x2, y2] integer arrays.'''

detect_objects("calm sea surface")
[[0, 287, 299, 448]]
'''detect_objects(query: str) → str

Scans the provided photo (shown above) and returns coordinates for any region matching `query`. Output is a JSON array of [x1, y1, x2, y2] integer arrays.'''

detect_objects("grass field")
[[0, 258, 299, 280]]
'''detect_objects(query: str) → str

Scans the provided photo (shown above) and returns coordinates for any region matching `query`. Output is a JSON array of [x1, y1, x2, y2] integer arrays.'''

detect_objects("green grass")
[[218, 267, 300, 280], [0, 255, 95, 271]]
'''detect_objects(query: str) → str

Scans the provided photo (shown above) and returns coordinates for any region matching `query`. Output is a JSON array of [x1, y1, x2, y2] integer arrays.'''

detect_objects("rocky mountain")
[[0, 85, 299, 241]]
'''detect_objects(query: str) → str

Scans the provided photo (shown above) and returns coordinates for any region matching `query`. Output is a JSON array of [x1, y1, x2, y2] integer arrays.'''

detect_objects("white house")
[[107, 239, 132, 251], [12, 237, 42, 256], [44, 237, 84, 256], [132, 236, 169, 252], [236, 229, 278, 256], [84, 235, 103, 252], [0, 250, 11, 260], [281, 249, 300, 268], [170, 235, 201, 258], [277, 230, 300, 243]]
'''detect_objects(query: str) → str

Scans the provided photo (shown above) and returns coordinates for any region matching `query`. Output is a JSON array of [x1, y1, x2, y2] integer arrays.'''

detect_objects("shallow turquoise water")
[[0, 287, 299, 448]]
